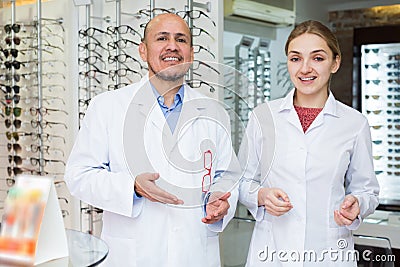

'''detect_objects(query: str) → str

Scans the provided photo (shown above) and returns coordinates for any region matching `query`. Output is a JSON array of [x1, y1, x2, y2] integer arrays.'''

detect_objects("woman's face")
[[287, 33, 340, 98]]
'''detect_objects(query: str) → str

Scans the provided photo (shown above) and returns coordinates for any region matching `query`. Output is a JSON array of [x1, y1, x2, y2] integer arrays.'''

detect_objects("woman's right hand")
[[258, 187, 293, 216]]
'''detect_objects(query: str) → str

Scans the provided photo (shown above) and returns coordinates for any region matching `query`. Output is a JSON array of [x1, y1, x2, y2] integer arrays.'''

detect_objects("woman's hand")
[[334, 195, 360, 226], [258, 187, 293, 216]]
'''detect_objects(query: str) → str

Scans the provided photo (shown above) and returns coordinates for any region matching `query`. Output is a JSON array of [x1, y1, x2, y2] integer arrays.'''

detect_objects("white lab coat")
[[65, 75, 240, 267], [239, 89, 379, 267]]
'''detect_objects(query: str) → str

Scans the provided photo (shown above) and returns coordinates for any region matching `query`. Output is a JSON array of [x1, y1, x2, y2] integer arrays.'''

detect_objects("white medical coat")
[[239, 89, 379, 267], [65, 75, 240, 267]]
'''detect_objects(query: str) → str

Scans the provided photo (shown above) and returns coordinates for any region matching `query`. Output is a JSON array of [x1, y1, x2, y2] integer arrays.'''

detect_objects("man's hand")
[[258, 187, 292, 216], [134, 172, 184, 205], [202, 192, 231, 224], [334, 195, 360, 226]]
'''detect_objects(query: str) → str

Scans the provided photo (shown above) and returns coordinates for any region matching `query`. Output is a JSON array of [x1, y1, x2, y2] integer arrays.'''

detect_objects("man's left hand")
[[334, 195, 360, 226], [202, 191, 231, 224]]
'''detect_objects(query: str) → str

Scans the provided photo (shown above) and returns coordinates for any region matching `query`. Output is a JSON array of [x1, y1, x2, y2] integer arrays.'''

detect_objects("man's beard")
[[149, 64, 188, 82]]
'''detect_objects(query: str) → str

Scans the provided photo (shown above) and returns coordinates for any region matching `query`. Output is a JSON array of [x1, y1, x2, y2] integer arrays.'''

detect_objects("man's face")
[[139, 14, 194, 82]]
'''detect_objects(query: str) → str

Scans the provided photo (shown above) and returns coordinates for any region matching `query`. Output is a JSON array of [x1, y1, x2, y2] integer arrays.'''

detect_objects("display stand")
[[0, 175, 68, 265]]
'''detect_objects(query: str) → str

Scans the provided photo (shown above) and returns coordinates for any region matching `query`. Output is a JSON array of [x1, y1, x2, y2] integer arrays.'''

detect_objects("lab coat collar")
[[278, 88, 339, 118], [278, 88, 339, 134], [129, 75, 203, 150], [322, 91, 339, 118], [279, 88, 296, 111]]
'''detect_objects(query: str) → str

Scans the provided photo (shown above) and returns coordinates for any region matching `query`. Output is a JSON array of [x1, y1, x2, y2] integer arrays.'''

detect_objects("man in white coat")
[[65, 13, 240, 267]]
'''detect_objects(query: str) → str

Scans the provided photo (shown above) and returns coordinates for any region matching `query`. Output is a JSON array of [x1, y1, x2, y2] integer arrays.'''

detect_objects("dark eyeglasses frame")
[[107, 39, 140, 50], [30, 119, 68, 129], [106, 25, 142, 38], [191, 26, 215, 40], [30, 107, 68, 116], [192, 60, 220, 75], [193, 44, 215, 59], [186, 79, 216, 93], [177, 10, 216, 26]]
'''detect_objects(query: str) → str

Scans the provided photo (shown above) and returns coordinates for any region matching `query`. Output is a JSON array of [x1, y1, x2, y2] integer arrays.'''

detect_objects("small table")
[[38, 229, 108, 267]]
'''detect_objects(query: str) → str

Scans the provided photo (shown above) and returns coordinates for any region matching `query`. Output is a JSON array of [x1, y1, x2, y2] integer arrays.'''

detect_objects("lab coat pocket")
[[100, 234, 137, 267]]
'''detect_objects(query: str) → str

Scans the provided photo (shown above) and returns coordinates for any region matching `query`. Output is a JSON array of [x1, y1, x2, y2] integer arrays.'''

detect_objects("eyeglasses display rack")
[[0, 0, 70, 227], [224, 36, 271, 153], [361, 43, 400, 209]]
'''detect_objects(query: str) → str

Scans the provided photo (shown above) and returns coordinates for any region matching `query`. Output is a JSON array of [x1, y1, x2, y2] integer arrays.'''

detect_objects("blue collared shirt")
[[151, 83, 184, 134]]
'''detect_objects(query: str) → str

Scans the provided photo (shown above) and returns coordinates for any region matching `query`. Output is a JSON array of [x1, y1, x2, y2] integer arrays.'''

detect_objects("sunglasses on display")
[[387, 63, 400, 69], [364, 95, 380, 100], [388, 102, 400, 107], [0, 73, 20, 82], [7, 143, 22, 153], [388, 54, 400, 60], [388, 118, 400, 123], [388, 87, 400, 92], [4, 24, 21, 34], [5, 106, 22, 117], [388, 124, 400, 130], [364, 63, 380, 70], [364, 48, 379, 54], [5, 36, 21, 46], [366, 110, 382, 115], [387, 110, 400, 115], [388, 141, 400, 146], [7, 166, 47, 177], [5, 94, 21, 104], [1, 48, 19, 58], [5, 119, 22, 129], [365, 79, 381, 85], [3, 60, 28, 70], [388, 95, 400, 100], [8, 155, 23, 165]]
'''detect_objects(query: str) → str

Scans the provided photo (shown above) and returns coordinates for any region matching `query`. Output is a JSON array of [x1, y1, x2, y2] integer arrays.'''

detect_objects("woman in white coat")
[[239, 20, 379, 266]]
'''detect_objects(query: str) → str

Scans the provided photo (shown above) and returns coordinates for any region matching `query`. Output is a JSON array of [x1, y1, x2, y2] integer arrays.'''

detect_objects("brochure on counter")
[[0, 175, 68, 265]]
